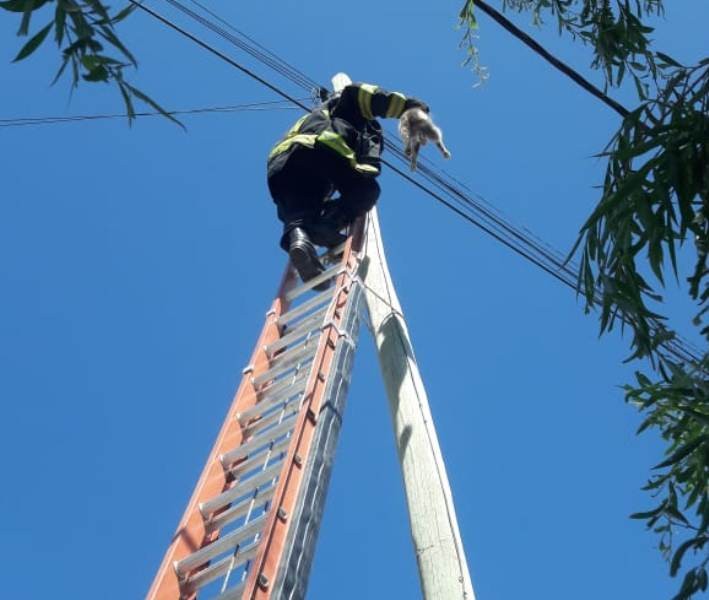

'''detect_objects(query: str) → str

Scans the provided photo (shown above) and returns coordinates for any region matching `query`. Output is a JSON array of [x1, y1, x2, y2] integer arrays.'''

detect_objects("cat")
[[398, 107, 451, 171]]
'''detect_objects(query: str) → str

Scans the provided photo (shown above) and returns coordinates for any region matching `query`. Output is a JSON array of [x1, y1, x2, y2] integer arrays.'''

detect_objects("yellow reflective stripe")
[[317, 130, 356, 161], [269, 110, 331, 159], [268, 133, 317, 159], [354, 163, 379, 174], [357, 83, 377, 120], [317, 130, 379, 174], [286, 114, 308, 137], [385, 92, 406, 118]]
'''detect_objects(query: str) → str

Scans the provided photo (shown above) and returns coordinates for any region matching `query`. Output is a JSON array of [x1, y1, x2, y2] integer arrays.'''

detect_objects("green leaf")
[[654, 436, 708, 470], [51, 52, 70, 85], [648, 239, 665, 285], [54, 1, 66, 45], [110, 3, 135, 24], [98, 23, 136, 66], [0, 0, 46, 12], [18, 0, 36, 36], [670, 536, 701, 577], [124, 82, 185, 129], [656, 52, 683, 68], [12, 21, 51, 62], [678, 406, 709, 427], [630, 505, 665, 520], [83, 65, 109, 82], [85, 0, 109, 23], [117, 80, 136, 124]]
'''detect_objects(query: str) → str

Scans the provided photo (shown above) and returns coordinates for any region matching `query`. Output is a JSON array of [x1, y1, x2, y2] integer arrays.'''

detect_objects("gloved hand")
[[404, 97, 429, 113]]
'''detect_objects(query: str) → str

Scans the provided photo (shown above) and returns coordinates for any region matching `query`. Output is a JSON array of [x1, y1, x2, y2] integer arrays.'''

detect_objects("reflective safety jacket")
[[268, 83, 426, 178]]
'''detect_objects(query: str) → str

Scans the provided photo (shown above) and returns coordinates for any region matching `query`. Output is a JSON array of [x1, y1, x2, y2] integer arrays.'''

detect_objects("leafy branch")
[[3, 0, 181, 126], [457, 2, 709, 597]]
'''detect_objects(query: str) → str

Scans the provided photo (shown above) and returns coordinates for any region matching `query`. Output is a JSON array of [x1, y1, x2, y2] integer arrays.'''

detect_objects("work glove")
[[404, 97, 429, 113]]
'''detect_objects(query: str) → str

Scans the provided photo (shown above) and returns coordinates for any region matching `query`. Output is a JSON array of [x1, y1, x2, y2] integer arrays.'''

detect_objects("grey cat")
[[398, 108, 451, 171]]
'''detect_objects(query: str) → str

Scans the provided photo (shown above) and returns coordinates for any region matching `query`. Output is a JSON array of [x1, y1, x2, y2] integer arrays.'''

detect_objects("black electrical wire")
[[163, 0, 317, 97], [127, 0, 310, 111], [121, 0, 706, 365], [0, 100, 302, 128], [474, 0, 631, 119], [184, 0, 320, 92]]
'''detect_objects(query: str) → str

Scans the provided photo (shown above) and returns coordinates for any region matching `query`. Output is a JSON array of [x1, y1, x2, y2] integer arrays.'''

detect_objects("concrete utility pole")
[[361, 207, 475, 600]]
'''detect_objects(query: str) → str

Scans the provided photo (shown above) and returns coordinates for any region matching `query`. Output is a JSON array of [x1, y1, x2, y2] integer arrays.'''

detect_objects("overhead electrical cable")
[[164, 0, 319, 98], [127, 0, 310, 111], [0, 99, 302, 128], [125, 0, 703, 365], [184, 0, 320, 92], [474, 0, 631, 119]]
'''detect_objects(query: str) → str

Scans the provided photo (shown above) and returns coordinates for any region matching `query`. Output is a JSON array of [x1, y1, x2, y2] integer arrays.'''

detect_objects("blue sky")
[[1, 1, 707, 598]]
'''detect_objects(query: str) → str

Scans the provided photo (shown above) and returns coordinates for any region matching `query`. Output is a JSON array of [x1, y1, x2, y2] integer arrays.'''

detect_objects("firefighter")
[[267, 82, 429, 287]]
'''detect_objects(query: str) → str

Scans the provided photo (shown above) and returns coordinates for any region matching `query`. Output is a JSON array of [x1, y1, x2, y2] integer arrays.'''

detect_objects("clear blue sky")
[[1, 1, 707, 598]]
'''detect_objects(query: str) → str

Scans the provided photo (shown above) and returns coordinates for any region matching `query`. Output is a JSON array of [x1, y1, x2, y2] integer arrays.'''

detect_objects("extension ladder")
[[147, 219, 366, 600]]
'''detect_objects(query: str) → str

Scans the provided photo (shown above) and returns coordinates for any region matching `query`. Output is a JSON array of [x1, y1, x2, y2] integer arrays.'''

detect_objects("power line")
[[121, 0, 704, 365], [0, 100, 302, 128], [127, 0, 310, 111], [473, 0, 631, 119], [184, 0, 320, 92]]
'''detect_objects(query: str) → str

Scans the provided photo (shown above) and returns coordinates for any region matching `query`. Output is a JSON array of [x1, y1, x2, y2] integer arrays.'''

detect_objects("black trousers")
[[267, 147, 380, 250]]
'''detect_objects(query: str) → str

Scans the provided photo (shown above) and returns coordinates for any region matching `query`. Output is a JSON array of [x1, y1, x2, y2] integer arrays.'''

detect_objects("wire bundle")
[[9, 0, 701, 365]]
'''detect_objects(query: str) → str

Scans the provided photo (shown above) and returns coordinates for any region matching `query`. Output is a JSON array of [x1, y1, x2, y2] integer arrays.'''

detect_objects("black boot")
[[307, 202, 351, 247], [307, 222, 348, 248], [288, 227, 329, 290], [320, 201, 351, 230]]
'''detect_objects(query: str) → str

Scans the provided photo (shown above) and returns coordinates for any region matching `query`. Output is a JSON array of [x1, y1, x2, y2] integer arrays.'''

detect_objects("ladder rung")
[[286, 263, 345, 302], [220, 415, 298, 467], [238, 373, 308, 424], [206, 486, 275, 533], [257, 368, 308, 403], [268, 337, 317, 369], [215, 581, 248, 600], [252, 343, 318, 388], [201, 461, 282, 517], [321, 241, 347, 263], [175, 513, 267, 576], [225, 434, 291, 476], [265, 305, 329, 357], [185, 552, 251, 597], [277, 287, 334, 328], [244, 405, 299, 441]]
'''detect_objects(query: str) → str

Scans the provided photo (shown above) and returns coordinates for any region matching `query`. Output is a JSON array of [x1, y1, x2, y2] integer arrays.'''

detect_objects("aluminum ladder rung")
[[265, 305, 329, 358], [252, 343, 317, 388], [243, 405, 299, 441], [184, 548, 253, 597], [237, 373, 307, 425], [268, 336, 317, 369], [286, 263, 345, 302], [175, 513, 267, 576], [220, 415, 298, 467], [214, 581, 247, 600], [225, 434, 291, 477], [277, 286, 334, 328], [321, 241, 346, 263], [206, 485, 275, 534], [201, 461, 282, 517], [255, 368, 308, 404]]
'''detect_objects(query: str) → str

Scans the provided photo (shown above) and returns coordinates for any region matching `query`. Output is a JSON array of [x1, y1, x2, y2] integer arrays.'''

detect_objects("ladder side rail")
[[272, 276, 365, 599], [147, 267, 297, 600], [241, 221, 364, 599]]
